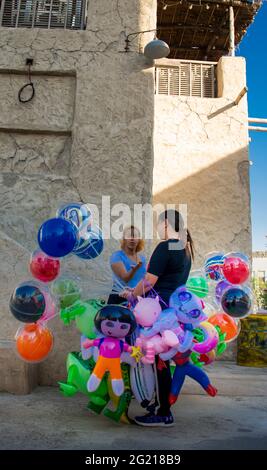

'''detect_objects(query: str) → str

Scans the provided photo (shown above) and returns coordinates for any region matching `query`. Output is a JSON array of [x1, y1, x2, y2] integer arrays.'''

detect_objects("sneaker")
[[134, 412, 174, 427]]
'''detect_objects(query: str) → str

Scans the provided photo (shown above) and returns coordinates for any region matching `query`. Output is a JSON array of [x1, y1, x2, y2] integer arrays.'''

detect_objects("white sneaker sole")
[[134, 418, 174, 428]]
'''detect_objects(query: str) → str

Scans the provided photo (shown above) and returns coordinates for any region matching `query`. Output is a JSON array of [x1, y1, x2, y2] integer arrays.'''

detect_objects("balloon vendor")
[[121, 209, 193, 427], [9, 199, 254, 428], [83, 305, 142, 396]]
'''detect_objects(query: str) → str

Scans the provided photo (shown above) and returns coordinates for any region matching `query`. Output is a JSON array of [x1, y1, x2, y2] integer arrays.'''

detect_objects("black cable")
[[18, 63, 35, 103]]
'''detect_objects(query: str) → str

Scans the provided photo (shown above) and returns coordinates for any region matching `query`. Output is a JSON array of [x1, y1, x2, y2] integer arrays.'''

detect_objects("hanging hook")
[[18, 59, 35, 104]]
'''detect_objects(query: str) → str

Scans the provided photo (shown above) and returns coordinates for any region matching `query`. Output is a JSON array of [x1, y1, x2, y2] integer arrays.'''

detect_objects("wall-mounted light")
[[125, 30, 170, 59]]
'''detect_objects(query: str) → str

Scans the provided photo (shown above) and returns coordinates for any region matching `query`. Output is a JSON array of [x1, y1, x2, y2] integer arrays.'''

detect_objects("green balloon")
[[60, 299, 105, 338], [58, 352, 132, 423], [52, 279, 81, 309], [76, 299, 105, 338], [187, 276, 209, 298], [59, 352, 109, 411]]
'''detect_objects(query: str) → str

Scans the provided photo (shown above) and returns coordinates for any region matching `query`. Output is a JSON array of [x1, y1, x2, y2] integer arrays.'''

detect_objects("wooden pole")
[[234, 86, 248, 105], [229, 6, 235, 57]]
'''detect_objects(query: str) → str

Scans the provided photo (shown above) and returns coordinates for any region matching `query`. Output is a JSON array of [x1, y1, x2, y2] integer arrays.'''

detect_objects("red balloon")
[[30, 250, 60, 283], [222, 256, 249, 285]]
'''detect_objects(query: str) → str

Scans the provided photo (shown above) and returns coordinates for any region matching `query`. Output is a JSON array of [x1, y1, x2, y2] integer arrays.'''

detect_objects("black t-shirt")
[[147, 239, 191, 304]]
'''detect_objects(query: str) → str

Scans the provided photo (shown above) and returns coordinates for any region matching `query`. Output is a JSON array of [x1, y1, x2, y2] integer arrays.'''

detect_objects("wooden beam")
[[234, 86, 248, 105], [158, 24, 229, 34], [160, 0, 261, 9], [229, 6, 235, 56], [0, 127, 71, 136], [171, 46, 226, 54], [0, 68, 76, 77]]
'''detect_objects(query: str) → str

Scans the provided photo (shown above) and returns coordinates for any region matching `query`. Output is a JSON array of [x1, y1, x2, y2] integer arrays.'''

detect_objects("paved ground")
[[1, 362, 267, 450]]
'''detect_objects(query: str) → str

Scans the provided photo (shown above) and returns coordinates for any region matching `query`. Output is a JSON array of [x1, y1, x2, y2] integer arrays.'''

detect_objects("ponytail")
[[186, 228, 195, 261], [159, 209, 195, 261]]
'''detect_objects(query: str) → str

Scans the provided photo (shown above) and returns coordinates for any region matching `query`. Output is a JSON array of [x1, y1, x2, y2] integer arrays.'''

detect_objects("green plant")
[[252, 277, 267, 310]]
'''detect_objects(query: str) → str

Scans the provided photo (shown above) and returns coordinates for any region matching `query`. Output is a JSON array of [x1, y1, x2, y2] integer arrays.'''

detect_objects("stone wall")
[[0, 0, 157, 387], [153, 56, 252, 360]]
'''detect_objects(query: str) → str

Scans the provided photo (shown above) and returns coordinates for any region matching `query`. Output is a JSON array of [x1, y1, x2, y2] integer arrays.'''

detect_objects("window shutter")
[[180, 63, 190, 97], [156, 62, 216, 98], [0, 0, 86, 29], [157, 67, 169, 95], [191, 63, 202, 97]]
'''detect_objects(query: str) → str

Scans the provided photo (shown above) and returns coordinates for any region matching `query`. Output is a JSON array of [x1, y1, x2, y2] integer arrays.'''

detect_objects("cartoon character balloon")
[[133, 298, 180, 364], [83, 305, 142, 396]]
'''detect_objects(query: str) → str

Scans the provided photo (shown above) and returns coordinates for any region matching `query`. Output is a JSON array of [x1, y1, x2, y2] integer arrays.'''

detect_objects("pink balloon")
[[37, 288, 57, 324]]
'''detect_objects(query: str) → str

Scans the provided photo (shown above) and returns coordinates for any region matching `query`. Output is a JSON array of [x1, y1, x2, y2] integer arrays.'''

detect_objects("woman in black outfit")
[[121, 209, 194, 427]]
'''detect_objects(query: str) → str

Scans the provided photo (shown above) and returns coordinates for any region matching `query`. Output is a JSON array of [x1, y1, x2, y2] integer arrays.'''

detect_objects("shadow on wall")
[[153, 147, 252, 363], [153, 146, 252, 266]]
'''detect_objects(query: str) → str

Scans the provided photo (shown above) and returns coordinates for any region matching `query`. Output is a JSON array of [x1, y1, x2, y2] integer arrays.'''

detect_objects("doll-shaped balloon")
[[167, 286, 218, 405], [141, 307, 184, 341], [83, 305, 142, 396], [169, 287, 208, 352], [133, 296, 179, 364]]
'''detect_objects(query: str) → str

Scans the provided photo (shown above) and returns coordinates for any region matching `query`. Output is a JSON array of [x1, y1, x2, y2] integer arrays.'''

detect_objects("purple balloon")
[[215, 280, 231, 303]]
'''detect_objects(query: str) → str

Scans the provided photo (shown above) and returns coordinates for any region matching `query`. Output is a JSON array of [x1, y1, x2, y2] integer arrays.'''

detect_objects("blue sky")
[[237, 2, 267, 251]]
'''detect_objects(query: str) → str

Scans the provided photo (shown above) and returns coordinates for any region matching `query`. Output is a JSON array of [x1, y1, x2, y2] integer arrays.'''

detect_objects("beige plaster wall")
[[0, 0, 157, 386], [153, 56, 251, 264], [153, 56, 252, 361]]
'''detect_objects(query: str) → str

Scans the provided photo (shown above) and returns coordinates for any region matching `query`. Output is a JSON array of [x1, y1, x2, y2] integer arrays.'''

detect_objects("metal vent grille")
[[0, 0, 86, 30], [156, 61, 217, 98]]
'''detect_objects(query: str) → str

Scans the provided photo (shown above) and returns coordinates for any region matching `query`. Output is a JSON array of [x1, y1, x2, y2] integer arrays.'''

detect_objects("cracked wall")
[[153, 56, 251, 361], [0, 0, 157, 387]]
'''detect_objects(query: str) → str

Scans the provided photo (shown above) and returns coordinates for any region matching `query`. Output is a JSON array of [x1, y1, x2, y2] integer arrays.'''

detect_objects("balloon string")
[[112, 276, 168, 308], [142, 278, 169, 308]]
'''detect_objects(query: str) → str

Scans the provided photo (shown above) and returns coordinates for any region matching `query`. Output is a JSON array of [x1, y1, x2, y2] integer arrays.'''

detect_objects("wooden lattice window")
[[156, 61, 217, 98], [0, 0, 87, 30]]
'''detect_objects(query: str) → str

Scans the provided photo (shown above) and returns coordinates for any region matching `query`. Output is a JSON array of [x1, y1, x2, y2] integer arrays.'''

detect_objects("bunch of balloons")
[[9, 202, 104, 363], [185, 251, 254, 367]]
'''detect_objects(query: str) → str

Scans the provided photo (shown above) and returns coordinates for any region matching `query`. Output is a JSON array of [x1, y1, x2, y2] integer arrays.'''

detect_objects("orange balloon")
[[16, 323, 53, 362], [209, 312, 239, 343]]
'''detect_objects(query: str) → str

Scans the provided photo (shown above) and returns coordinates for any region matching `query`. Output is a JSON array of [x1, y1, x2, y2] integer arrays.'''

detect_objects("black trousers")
[[154, 295, 172, 416], [155, 356, 172, 416]]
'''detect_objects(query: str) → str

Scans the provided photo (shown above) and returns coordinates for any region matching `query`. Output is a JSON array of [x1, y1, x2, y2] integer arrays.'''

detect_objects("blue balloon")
[[57, 202, 92, 229], [75, 227, 104, 260], [38, 218, 78, 258]]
